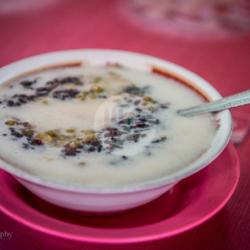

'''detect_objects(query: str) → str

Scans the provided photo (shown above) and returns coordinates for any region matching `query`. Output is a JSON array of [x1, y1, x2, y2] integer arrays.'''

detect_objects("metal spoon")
[[177, 89, 250, 117]]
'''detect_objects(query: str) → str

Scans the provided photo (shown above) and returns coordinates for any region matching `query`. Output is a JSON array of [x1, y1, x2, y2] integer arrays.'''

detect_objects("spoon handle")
[[178, 89, 250, 117]]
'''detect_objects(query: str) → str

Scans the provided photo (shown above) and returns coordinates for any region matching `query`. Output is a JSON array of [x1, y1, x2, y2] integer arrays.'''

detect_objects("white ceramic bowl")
[[0, 50, 232, 213]]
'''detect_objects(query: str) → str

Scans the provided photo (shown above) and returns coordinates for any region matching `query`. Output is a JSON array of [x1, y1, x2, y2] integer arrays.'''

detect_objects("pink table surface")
[[0, 0, 250, 249]]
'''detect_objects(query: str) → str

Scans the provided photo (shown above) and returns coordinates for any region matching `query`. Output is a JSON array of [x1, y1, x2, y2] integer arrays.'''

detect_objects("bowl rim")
[[0, 49, 232, 194]]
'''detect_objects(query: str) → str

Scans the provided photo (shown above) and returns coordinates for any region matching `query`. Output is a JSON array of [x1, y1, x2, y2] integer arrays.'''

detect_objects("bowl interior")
[[0, 49, 232, 193]]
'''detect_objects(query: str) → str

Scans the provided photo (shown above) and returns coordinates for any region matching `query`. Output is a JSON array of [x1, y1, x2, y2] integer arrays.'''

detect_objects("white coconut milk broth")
[[0, 66, 216, 187]]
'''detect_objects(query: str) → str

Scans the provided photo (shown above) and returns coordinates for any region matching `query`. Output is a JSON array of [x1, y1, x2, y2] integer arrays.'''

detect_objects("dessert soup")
[[0, 64, 216, 188]]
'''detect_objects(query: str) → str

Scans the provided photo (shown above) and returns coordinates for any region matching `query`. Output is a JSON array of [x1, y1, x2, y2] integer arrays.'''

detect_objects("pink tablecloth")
[[0, 1, 250, 249]]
